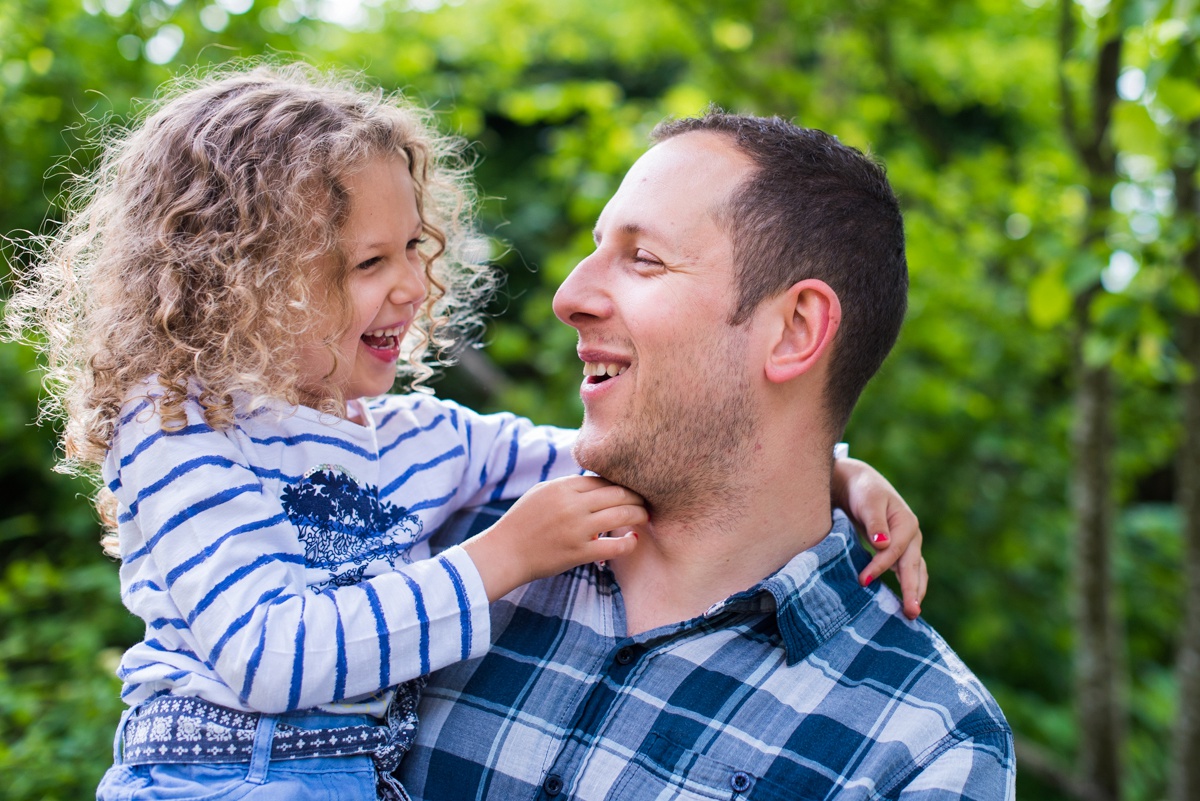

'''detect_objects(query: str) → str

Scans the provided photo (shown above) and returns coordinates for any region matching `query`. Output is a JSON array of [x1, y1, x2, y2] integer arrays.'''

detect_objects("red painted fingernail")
[[871, 532, 888, 545], [861, 573, 873, 587]]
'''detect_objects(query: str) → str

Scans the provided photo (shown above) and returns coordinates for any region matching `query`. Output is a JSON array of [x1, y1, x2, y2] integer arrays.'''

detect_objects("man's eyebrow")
[[593, 222, 647, 244]]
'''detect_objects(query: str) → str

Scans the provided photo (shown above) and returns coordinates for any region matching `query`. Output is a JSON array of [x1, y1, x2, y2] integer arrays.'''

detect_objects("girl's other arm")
[[832, 456, 927, 620]]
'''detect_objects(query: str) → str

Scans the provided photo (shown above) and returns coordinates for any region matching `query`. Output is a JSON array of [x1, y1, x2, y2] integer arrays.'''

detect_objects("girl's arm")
[[832, 456, 927, 620], [461, 475, 644, 601]]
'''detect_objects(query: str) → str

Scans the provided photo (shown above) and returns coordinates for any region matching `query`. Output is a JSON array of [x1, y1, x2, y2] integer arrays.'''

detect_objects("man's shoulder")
[[808, 587, 1012, 755]]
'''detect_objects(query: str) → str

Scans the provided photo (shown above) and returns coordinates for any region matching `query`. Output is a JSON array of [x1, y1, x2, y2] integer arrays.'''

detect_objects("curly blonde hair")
[[4, 62, 491, 539]]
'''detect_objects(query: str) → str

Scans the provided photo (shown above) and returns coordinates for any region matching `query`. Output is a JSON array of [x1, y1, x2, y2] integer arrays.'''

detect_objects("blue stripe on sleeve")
[[187, 552, 304, 624], [241, 619, 270, 703], [118, 663, 190, 685], [122, 454, 240, 521], [375, 407, 402, 428], [288, 597, 306, 711], [331, 593, 348, 701], [131, 483, 262, 560], [363, 583, 391, 689], [378, 414, 447, 459], [148, 617, 189, 631], [487, 428, 523, 502], [249, 431, 376, 461], [540, 440, 558, 482], [240, 594, 289, 704], [407, 489, 456, 516], [397, 573, 431, 676], [117, 398, 152, 427], [207, 586, 286, 664], [248, 465, 304, 483], [118, 423, 218, 471], [165, 513, 288, 587], [439, 558, 473, 660], [379, 445, 465, 497], [122, 579, 163, 597], [142, 639, 190, 655]]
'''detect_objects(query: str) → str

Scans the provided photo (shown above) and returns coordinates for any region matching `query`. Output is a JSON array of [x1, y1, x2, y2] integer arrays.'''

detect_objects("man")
[[400, 111, 1015, 799]]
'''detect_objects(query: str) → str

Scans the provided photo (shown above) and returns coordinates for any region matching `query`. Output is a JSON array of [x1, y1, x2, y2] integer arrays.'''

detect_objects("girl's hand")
[[462, 475, 646, 601], [832, 457, 927, 620]]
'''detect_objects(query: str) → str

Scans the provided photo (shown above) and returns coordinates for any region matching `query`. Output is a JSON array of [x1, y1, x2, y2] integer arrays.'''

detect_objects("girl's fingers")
[[898, 555, 921, 620], [588, 531, 639, 562], [916, 558, 928, 615], [590, 504, 649, 533], [581, 481, 645, 512], [858, 518, 925, 622], [858, 537, 903, 588]]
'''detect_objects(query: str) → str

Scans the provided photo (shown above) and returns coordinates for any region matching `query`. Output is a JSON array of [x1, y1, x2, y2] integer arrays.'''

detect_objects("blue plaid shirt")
[[400, 510, 1015, 800]]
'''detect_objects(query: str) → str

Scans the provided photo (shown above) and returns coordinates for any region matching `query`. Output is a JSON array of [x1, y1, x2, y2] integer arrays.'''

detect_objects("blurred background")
[[1, 0, 1197, 798]]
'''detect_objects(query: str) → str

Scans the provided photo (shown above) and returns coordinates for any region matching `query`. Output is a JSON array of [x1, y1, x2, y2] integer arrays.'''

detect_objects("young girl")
[[5, 63, 923, 800]]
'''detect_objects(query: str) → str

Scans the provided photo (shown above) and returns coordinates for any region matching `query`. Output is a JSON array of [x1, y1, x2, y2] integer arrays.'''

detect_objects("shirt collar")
[[721, 510, 875, 665]]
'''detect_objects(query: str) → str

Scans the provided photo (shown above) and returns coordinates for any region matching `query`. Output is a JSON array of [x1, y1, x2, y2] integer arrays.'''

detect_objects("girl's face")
[[301, 156, 429, 409]]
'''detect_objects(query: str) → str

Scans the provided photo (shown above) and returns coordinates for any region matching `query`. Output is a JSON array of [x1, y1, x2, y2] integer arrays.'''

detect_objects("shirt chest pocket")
[[608, 732, 820, 801]]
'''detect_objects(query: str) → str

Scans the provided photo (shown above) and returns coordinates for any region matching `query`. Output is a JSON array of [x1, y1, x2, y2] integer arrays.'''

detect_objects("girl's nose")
[[393, 255, 428, 308]]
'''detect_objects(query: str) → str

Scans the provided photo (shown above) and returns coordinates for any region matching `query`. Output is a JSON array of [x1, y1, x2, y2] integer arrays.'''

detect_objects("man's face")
[[552, 132, 761, 518]]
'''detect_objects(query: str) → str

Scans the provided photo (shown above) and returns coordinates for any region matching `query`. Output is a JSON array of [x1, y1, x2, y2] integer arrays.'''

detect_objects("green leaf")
[[1113, 101, 1165, 156], [1028, 268, 1074, 329], [1155, 75, 1200, 122]]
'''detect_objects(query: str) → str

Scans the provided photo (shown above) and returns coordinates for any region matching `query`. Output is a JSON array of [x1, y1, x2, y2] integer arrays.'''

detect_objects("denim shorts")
[[96, 706, 405, 801]]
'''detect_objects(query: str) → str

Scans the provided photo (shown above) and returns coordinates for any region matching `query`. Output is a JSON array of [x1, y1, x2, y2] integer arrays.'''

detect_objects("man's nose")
[[553, 251, 609, 326]]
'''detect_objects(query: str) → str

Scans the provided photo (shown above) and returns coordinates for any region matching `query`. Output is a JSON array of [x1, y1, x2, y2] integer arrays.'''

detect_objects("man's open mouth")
[[583, 362, 627, 384]]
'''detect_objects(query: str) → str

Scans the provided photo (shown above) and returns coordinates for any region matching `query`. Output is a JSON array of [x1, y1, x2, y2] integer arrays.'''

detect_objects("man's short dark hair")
[[651, 109, 908, 434]]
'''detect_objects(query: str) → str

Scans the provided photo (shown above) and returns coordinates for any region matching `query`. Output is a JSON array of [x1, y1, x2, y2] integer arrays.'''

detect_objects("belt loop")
[[112, 706, 135, 765], [247, 713, 277, 784]]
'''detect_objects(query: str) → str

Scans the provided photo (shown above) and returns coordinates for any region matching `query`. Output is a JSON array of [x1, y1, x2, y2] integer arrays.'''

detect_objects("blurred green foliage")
[[1, 0, 1196, 798]]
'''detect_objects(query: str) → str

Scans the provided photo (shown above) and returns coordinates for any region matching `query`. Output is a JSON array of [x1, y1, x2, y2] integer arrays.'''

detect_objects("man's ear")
[[763, 279, 842, 384]]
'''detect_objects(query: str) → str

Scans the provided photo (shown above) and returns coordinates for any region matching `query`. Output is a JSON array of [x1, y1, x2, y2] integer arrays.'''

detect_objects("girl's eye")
[[407, 237, 428, 250], [356, 256, 382, 270]]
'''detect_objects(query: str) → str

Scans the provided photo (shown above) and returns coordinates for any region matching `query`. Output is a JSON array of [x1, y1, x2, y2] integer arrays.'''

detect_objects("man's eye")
[[634, 249, 661, 265]]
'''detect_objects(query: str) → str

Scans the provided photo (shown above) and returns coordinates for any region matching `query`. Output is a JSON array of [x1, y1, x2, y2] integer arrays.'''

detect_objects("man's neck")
[[610, 446, 835, 636]]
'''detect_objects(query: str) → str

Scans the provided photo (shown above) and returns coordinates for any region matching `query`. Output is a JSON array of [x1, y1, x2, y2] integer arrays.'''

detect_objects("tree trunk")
[[1171, 117, 1200, 801], [1070, 310, 1122, 800], [1058, 3, 1126, 796]]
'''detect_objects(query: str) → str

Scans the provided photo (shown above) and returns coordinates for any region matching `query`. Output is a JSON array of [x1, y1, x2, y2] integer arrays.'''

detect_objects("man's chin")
[[574, 440, 636, 489]]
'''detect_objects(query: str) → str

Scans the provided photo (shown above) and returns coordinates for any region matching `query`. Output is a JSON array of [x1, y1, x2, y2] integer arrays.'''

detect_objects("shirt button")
[[730, 771, 752, 792], [615, 647, 634, 665], [543, 774, 564, 796]]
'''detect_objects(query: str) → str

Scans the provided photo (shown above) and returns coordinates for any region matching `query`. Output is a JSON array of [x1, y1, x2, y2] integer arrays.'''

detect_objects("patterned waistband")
[[120, 681, 423, 773]]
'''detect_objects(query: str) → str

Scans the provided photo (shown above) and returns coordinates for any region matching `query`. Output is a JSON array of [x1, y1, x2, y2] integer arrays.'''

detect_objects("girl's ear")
[[763, 279, 842, 384]]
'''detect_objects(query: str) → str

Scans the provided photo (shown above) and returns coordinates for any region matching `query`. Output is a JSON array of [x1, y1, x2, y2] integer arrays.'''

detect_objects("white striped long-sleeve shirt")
[[105, 385, 579, 716]]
